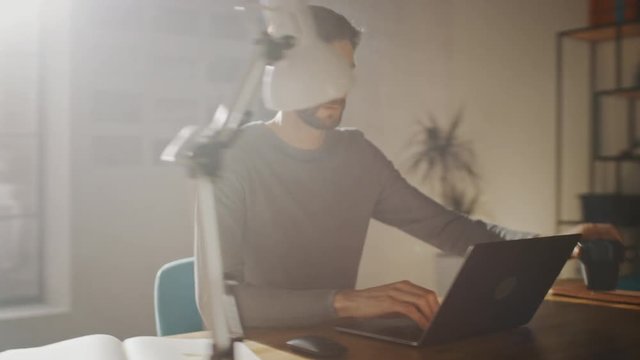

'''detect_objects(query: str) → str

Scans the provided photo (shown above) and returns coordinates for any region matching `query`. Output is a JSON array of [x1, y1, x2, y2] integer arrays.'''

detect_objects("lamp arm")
[[161, 30, 296, 360], [161, 32, 294, 177], [161, 2, 316, 359]]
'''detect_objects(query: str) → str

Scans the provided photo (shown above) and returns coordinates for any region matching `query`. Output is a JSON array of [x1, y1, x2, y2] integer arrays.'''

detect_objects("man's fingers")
[[334, 281, 441, 329], [391, 281, 441, 317], [393, 280, 436, 298], [388, 289, 435, 321], [395, 281, 440, 313], [601, 223, 623, 242], [581, 223, 623, 242], [387, 286, 441, 327], [391, 302, 429, 329], [426, 294, 440, 315]]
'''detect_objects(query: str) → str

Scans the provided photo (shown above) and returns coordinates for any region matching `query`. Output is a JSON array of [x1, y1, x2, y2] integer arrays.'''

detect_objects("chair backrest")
[[154, 257, 203, 336]]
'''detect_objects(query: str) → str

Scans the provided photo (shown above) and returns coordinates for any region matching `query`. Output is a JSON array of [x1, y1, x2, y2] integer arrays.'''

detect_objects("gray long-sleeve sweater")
[[195, 122, 535, 329]]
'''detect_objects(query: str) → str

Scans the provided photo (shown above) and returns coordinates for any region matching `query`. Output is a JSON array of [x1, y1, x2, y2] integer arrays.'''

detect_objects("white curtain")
[[0, 0, 41, 303]]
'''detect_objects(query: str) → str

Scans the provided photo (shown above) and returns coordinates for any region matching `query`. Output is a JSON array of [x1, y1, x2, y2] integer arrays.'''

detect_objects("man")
[[196, 5, 621, 330]]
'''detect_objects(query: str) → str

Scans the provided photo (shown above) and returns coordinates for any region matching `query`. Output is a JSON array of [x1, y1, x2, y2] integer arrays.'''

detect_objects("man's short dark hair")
[[310, 5, 360, 49]]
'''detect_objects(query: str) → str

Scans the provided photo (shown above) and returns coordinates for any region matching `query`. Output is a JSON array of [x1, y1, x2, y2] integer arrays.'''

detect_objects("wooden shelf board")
[[596, 87, 640, 99], [562, 22, 640, 42]]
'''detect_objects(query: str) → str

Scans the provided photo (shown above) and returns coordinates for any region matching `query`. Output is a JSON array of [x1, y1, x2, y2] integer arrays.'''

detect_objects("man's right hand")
[[332, 280, 440, 329]]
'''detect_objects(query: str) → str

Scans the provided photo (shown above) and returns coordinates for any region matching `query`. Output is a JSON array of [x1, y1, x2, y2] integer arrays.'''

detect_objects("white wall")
[[317, 0, 456, 291], [0, 0, 604, 349], [448, 0, 590, 281], [450, 0, 585, 231], [330, 0, 586, 291]]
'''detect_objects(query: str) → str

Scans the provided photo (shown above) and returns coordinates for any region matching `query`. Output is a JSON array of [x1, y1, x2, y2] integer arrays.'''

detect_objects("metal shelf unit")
[[555, 21, 640, 229]]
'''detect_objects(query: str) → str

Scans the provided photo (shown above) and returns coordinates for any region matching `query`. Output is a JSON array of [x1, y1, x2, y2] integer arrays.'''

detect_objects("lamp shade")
[[261, 0, 354, 111]]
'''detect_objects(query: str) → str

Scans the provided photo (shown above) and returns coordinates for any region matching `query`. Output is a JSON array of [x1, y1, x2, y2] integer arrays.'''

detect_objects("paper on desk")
[[608, 289, 640, 298], [551, 281, 640, 305], [0, 334, 263, 360], [123, 337, 213, 360], [125, 339, 261, 360], [0, 334, 127, 360]]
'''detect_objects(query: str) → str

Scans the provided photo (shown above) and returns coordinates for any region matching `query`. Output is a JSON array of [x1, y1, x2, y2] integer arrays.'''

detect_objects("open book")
[[0, 334, 223, 360]]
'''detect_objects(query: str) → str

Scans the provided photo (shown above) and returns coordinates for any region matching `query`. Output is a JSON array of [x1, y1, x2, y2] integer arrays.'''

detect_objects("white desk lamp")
[[161, 1, 353, 359]]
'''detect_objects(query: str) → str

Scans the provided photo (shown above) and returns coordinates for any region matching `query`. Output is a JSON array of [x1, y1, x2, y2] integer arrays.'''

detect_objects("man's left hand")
[[567, 223, 624, 258]]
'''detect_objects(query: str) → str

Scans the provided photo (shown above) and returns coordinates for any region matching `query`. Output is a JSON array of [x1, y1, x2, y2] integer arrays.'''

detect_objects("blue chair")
[[154, 257, 204, 336]]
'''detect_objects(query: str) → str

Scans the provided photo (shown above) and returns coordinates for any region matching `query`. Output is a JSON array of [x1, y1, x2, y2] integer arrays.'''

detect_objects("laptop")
[[335, 234, 580, 346]]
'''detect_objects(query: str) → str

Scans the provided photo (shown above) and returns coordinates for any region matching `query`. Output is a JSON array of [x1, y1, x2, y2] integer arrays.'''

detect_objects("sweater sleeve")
[[194, 156, 338, 329], [368, 141, 536, 255]]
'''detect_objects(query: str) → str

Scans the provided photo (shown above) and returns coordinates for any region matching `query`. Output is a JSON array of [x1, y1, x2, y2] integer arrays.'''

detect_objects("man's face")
[[296, 39, 355, 130]]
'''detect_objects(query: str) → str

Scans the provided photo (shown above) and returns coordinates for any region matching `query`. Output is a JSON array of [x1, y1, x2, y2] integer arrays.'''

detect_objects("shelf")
[[595, 87, 640, 99], [595, 155, 640, 162], [560, 21, 640, 42], [556, 21, 640, 232]]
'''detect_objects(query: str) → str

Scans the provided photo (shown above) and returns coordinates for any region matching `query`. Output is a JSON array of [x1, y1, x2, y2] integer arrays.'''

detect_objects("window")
[[0, 0, 43, 306]]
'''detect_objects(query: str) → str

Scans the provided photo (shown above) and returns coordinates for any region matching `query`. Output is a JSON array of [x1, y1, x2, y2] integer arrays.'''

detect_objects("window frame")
[[0, 0, 71, 320]]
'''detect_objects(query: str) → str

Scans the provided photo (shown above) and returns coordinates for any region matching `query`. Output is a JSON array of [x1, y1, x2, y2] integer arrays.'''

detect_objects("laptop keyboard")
[[344, 316, 424, 341]]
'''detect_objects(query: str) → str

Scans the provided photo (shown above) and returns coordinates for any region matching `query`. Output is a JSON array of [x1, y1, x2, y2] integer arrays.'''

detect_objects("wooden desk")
[[178, 300, 640, 359]]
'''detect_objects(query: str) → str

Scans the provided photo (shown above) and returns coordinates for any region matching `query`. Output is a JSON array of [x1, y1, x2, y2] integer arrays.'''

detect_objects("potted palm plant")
[[406, 111, 481, 295], [407, 111, 480, 215]]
